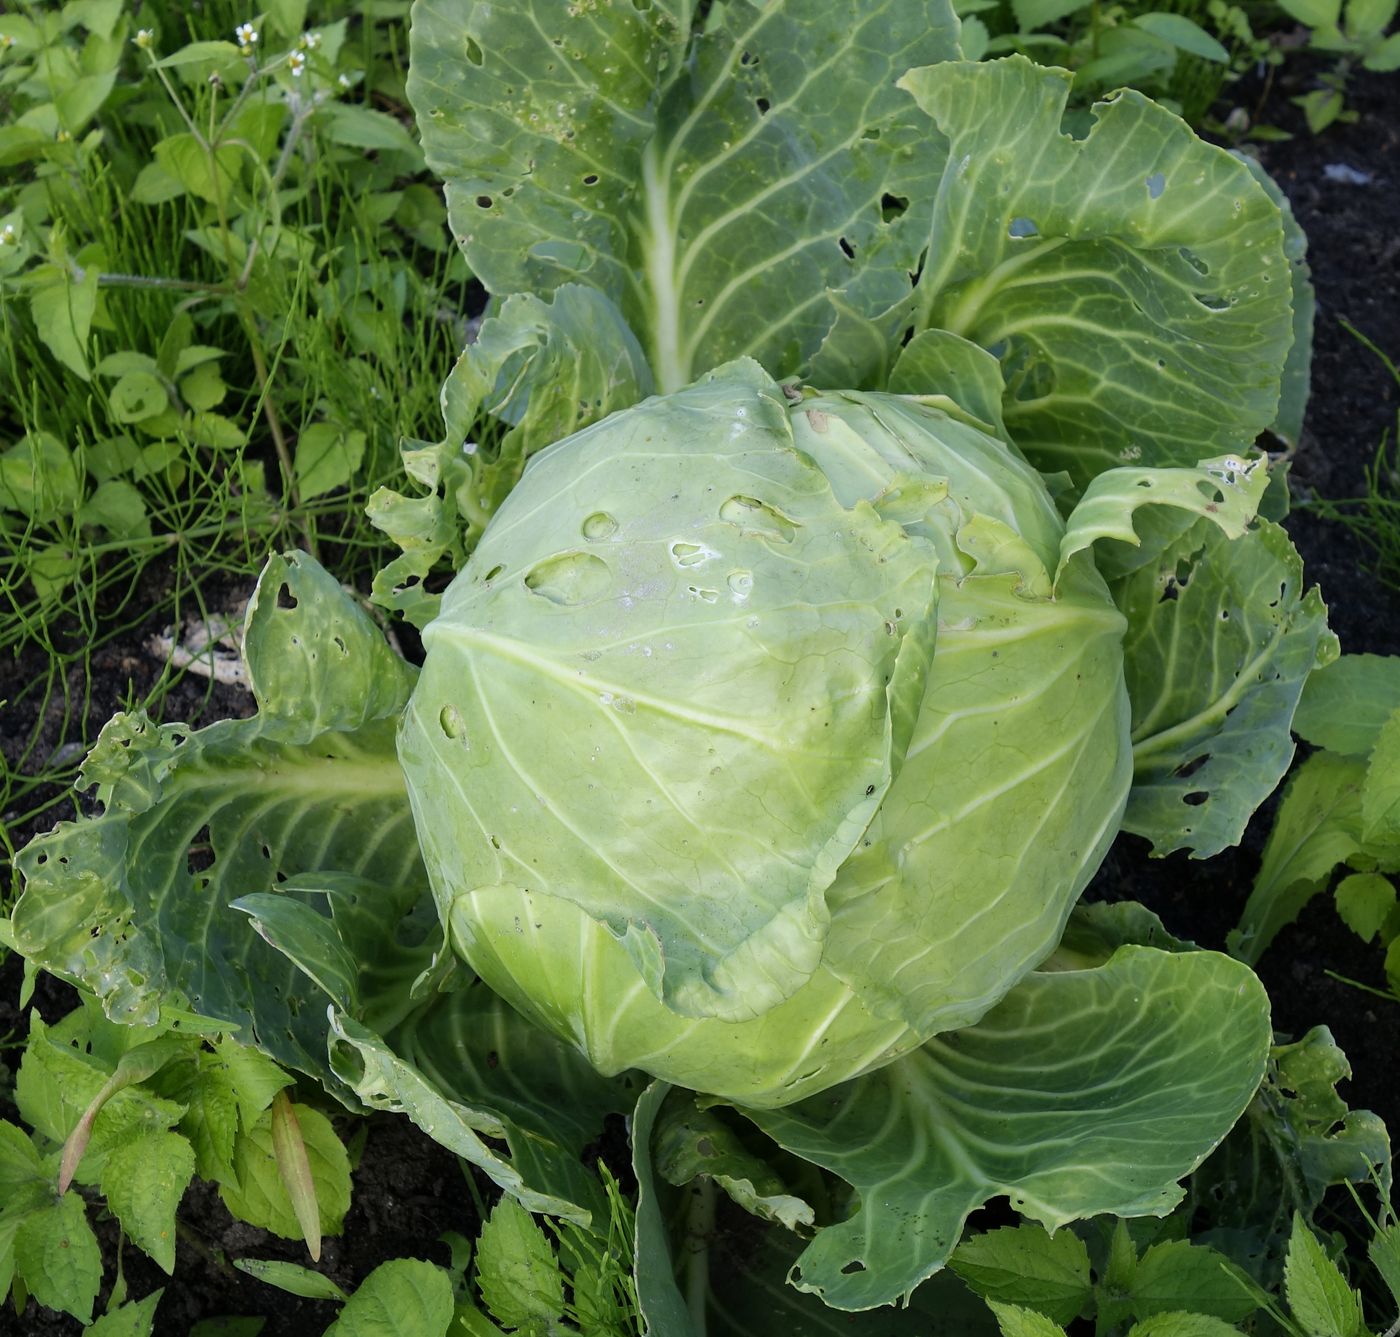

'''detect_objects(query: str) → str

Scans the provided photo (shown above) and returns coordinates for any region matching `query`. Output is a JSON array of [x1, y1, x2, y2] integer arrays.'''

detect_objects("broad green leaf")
[[1126, 1316, 1241, 1336], [1284, 1214, 1365, 1337], [152, 134, 241, 204], [12, 553, 423, 1095], [0, 1122, 46, 1207], [368, 285, 654, 627], [1229, 751, 1367, 963], [476, 1198, 565, 1330], [1368, 1223, 1400, 1312], [14, 1191, 102, 1324], [29, 264, 100, 379], [265, 0, 310, 38], [1118, 519, 1334, 857], [732, 946, 1270, 1310], [328, 985, 640, 1227], [219, 1102, 350, 1240], [99, 1130, 196, 1273], [948, 1225, 1092, 1326], [180, 362, 227, 413], [1130, 1241, 1257, 1323], [186, 410, 248, 450], [1240, 156, 1314, 449], [1013, 0, 1088, 27], [887, 329, 1009, 437], [171, 1051, 243, 1186], [654, 1097, 815, 1232], [1363, 30, 1400, 68], [408, 0, 961, 394], [1362, 708, 1400, 855], [1294, 655, 1400, 756], [325, 1259, 454, 1336], [214, 1038, 294, 1130], [630, 1083, 696, 1337], [155, 40, 245, 68], [232, 1256, 349, 1300], [1333, 872, 1396, 943], [1132, 12, 1229, 60], [899, 58, 1291, 487], [294, 423, 366, 500], [86, 1289, 164, 1337]]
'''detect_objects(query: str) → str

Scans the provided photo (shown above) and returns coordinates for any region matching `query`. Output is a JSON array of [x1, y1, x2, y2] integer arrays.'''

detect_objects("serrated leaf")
[[987, 1302, 1068, 1337], [87, 1289, 165, 1336], [1229, 752, 1367, 963], [1127, 1315, 1242, 1336], [1296, 656, 1400, 756], [174, 1051, 242, 1186], [949, 1225, 1091, 1326], [14, 1190, 102, 1323], [219, 1102, 350, 1240], [1130, 1241, 1257, 1323], [1284, 1214, 1365, 1337], [1362, 709, 1400, 855], [325, 1258, 454, 1337], [101, 1130, 196, 1273], [733, 946, 1270, 1310], [0, 1122, 47, 1208], [1368, 1222, 1400, 1311], [476, 1198, 565, 1331]]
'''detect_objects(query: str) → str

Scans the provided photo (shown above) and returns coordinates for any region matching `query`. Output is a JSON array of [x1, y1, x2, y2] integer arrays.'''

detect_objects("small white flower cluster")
[[298, 31, 322, 51], [2, 33, 16, 52], [235, 21, 258, 53], [132, 28, 153, 49], [0, 224, 17, 246], [289, 49, 306, 76]]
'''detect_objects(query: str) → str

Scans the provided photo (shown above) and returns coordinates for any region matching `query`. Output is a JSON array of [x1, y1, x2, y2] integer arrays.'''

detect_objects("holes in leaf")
[[489, 835, 502, 850], [276, 583, 298, 610], [881, 193, 909, 222], [187, 826, 214, 877], [862, 126, 881, 140], [1183, 791, 1208, 806], [719, 495, 797, 543], [841, 1260, 868, 1275], [1135, 478, 1154, 488], [1146, 171, 1166, 199], [1008, 216, 1038, 238], [582, 173, 599, 186], [1195, 292, 1229, 311], [1175, 754, 1208, 780], [483, 564, 504, 582], [838, 236, 855, 260], [475, 195, 494, 210], [524, 551, 611, 604], [739, 49, 758, 66], [1179, 247, 1209, 276], [465, 35, 484, 66], [582, 512, 618, 540], [688, 585, 720, 603], [755, 96, 771, 115]]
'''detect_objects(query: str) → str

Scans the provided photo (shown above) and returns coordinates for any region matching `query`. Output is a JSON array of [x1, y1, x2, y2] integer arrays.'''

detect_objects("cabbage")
[[400, 360, 1244, 1105]]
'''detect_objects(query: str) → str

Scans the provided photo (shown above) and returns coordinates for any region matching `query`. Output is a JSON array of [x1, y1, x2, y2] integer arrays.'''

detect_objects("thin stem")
[[96, 272, 232, 294]]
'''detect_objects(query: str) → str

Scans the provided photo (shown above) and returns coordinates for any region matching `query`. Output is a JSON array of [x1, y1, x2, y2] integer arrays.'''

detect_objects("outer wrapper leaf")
[[728, 946, 1270, 1311], [409, 0, 961, 393], [899, 58, 1292, 487], [11, 554, 423, 1095]]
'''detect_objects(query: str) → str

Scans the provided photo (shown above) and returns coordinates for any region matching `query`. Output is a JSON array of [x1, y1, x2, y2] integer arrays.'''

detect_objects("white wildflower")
[[235, 22, 258, 50], [337, 72, 352, 89], [288, 49, 306, 76], [132, 29, 153, 49], [298, 30, 321, 50], [0, 224, 17, 246]]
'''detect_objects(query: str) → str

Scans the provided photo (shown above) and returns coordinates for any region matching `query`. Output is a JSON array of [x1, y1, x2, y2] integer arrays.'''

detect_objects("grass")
[[0, 0, 476, 887]]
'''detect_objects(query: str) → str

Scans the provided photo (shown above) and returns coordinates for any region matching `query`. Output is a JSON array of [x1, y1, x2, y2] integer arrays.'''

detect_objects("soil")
[[1, 62, 1398, 1337]]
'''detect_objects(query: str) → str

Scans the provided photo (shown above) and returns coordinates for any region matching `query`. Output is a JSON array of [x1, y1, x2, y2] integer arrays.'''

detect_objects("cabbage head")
[[399, 359, 1150, 1106]]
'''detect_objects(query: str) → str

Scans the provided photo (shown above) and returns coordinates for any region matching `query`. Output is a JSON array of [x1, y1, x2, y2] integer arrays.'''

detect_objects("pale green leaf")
[[265, 0, 310, 39], [476, 1198, 565, 1330], [152, 134, 241, 204], [185, 410, 247, 449], [1277, 0, 1342, 24], [13, 1191, 102, 1324], [987, 1302, 1069, 1337], [1363, 30, 1400, 69], [326, 1259, 454, 1336], [179, 362, 227, 413], [155, 40, 244, 68], [100, 1130, 196, 1273], [1334, 872, 1396, 943], [1133, 12, 1230, 59], [294, 423, 365, 500], [109, 371, 170, 424], [232, 1257, 349, 1301], [734, 946, 1270, 1310], [1126, 1316, 1242, 1337], [1229, 751, 1367, 963], [321, 104, 421, 157], [0, 432, 82, 522], [949, 1225, 1091, 1326], [29, 265, 100, 379], [86, 1289, 165, 1337], [1284, 1214, 1365, 1337], [1294, 654, 1400, 756], [1345, 0, 1396, 37], [219, 1102, 350, 1239], [1362, 709, 1400, 854]]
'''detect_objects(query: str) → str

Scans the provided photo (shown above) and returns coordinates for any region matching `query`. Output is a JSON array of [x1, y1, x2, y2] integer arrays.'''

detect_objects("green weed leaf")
[[1283, 1213, 1365, 1337], [476, 1198, 565, 1332], [99, 1130, 196, 1273], [1295, 656, 1400, 755], [13, 1190, 102, 1323], [949, 1224, 1092, 1326], [326, 1258, 454, 1336], [1334, 872, 1397, 943]]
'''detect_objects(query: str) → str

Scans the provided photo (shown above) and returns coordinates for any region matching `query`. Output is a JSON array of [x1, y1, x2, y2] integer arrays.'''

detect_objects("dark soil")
[[1, 62, 1399, 1337]]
